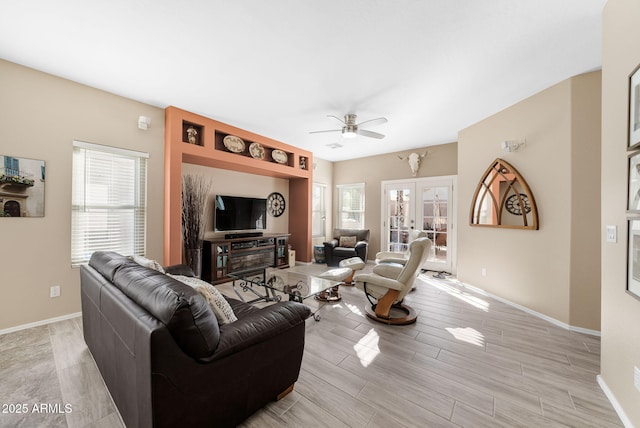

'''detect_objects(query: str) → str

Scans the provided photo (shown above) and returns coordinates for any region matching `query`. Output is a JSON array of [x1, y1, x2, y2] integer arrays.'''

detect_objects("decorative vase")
[[314, 245, 325, 264], [185, 248, 203, 278]]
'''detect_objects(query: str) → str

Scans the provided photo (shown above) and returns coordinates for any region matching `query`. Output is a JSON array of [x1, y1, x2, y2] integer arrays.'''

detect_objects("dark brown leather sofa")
[[323, 228, 370, 266], [80, 251, 311, 428]]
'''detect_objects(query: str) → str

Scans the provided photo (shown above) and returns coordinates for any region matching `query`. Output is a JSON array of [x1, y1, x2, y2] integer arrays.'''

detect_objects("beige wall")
[[570, 72, 603, 330], [181, 163, 290, 241], [601, 0, 640, 425], [333, 142, 458, 257], [0, 59, 165, 331], [457, 71, 601, 330]]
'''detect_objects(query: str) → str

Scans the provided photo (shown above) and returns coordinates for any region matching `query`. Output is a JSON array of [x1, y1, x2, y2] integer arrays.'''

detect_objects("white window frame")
[[71, 141, 149, 266], [337, 182, 365, 229]]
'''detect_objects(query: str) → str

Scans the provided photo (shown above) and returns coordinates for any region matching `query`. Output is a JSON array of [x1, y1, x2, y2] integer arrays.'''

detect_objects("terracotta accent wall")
[[601, 0, 640, 425], [457, 71, 601, 330], [332, 142, 458, 257], [0, 59, 165, 331], [164, 107, 313, 264]]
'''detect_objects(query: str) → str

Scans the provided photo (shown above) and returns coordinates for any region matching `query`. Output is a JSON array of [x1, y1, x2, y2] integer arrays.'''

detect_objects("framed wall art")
[[0, 154, 45, 217], [629, 63, 640, 149], [628, 150, 640, 211], [627, 219, 640, 299]]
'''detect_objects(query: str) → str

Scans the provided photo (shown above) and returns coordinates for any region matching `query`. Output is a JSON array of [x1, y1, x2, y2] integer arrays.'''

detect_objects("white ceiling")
[[0, 0, 605, 161]]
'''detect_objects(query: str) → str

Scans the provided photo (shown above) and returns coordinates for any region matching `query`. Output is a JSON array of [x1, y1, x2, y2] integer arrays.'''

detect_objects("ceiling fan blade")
[[309, 129, 341, 135], [357, 129, 385, 139], [327, 115, 346, 124], [356, 117, 387, 127]]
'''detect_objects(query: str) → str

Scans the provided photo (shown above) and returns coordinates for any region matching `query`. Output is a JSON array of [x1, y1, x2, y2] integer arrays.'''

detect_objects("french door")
[[381, 176, 456, 273]]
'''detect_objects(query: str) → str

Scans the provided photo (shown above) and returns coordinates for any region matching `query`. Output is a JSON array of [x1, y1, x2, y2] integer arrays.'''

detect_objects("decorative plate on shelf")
[[249, 142, 265, 159], [271, 149, 288, 164], [223, 135, 245, 153]]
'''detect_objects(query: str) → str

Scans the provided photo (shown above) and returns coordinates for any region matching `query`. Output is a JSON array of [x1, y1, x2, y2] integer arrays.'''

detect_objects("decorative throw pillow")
[[168, 274, 238, 324], [339, 235, 357, 248], [130, 255, 166, 274]]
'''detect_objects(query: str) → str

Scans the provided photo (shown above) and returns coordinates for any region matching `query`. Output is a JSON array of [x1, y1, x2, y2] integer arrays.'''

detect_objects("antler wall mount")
[[398, 151, 428, 177]]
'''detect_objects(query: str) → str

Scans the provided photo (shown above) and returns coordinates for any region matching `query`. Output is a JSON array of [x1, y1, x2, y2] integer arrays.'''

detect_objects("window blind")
[[71, 141, 148, 266], [337, 183, 365, 229]]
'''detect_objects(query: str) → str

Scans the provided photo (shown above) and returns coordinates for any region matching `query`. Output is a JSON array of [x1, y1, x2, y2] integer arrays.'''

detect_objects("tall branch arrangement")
[[181, 174, 211, 250]]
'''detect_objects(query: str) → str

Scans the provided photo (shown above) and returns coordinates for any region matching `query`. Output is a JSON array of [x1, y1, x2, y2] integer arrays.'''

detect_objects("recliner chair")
[[375, 229, 427, 265], [354, 237, 431, 325], [323, 228, 370, 266]]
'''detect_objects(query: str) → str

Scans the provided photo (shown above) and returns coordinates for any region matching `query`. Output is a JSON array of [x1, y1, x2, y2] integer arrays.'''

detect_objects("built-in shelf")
[[182, 121, 203, 146], [164, 106, 313, 266], [214, 131, 294, 168]]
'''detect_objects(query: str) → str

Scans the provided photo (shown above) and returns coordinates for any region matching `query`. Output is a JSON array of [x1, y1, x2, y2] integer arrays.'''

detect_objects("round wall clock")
[[505, 193, 531, 215], [267, 192, 286, 217]]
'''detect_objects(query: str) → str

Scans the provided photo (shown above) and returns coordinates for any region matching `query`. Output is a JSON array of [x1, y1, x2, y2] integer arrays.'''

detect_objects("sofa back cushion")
[[89, 251, 220, 359]]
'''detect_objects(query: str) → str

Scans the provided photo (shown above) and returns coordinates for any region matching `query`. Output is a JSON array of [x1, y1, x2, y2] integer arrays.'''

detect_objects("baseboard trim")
[[597, 375, 634, 428], [453, 281, 601, 337], [0, 312, 82, 336]]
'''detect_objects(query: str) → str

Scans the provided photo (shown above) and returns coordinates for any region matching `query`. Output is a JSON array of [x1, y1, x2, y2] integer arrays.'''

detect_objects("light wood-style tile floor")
[[0, 264, 622, 427]]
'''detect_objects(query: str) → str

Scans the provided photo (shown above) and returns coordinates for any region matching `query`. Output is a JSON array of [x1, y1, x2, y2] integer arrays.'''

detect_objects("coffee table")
[[227, 267, 341, 321]]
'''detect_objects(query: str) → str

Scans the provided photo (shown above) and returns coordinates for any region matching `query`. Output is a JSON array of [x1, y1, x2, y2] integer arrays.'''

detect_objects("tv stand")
[[224, 231, 263, 239], [202, 233, 290, 284]]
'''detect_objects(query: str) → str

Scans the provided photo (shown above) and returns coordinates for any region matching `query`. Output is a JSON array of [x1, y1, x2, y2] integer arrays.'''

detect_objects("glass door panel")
[[383, 183, 415, 253], [420, 183, 452, 272]]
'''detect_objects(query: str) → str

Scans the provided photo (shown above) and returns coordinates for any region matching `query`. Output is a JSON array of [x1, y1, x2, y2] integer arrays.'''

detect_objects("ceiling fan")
[[309, 113, 387, 139]]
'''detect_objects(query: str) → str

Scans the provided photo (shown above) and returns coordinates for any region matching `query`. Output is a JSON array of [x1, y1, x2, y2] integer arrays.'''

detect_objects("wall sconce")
[[138, 116, 151, 130], [501, 139, 526, 153]]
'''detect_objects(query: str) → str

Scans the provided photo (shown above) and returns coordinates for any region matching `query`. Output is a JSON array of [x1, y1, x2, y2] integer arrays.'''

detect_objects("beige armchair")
[[375, 229, 427, 265], [354, 237, 431, 325]]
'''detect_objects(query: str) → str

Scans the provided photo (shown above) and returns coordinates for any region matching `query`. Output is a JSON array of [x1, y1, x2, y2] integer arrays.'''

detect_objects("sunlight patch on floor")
[[445, 327, 485, 347], [346, 303, 364, 316], [421, 275, 490, 312], [353, 328, 380, 367]]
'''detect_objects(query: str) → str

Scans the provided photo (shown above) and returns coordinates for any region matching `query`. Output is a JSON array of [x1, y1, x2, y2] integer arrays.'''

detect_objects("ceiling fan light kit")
[[310, 113, 387, 140], [342, 126, 357, 138]]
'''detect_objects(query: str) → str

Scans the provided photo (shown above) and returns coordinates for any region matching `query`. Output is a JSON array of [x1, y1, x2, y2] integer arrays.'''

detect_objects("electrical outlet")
[[481, 268, 487, 277], [606, 225, 617, 243], [634, 366, 640, 392], [50, 285, 60, 298]]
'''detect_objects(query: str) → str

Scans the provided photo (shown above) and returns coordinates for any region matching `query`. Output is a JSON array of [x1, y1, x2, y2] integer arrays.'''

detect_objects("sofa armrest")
[[164, 264, 196, 277], [204, 301, 311, 361], [355, 240, 368, 249]]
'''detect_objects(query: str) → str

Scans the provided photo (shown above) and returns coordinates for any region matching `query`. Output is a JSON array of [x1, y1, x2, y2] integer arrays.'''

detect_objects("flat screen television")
[[214, 195, 267, 231]]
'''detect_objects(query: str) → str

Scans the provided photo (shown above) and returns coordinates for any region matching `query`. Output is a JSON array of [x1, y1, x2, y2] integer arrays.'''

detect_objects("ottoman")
[[317, 267, 352, 301], [338, 256, 366, 286]]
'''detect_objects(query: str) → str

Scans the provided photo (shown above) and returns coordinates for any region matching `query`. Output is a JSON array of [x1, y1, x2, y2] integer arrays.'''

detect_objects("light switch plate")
[[606, 225, 617, 243]]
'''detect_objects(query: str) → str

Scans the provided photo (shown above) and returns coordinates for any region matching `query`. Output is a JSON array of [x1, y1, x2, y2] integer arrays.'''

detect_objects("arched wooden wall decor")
[[469, 158, 539, 229]]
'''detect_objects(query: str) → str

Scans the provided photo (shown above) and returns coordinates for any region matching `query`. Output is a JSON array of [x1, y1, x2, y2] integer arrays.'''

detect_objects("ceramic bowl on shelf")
[[223, 135, 245, 153], [271, 149, 288, 164], [249, 143, 265, 159]]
